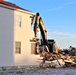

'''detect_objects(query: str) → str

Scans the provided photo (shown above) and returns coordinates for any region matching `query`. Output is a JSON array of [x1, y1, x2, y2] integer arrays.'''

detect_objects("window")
[[15, 42, 21, 54], [31, 43, 36, 54], [31, 43, 40, 54], [15, 15, 21, 27]]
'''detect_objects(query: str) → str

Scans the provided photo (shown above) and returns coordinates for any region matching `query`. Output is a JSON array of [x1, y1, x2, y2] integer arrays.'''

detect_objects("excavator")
[[31, 12, 76, 67], [33, 12, 58, 54]]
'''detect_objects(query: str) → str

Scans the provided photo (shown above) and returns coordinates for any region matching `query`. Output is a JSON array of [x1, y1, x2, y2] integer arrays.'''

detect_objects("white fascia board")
[[0, 4, 15, 10], [0, 3, 36, 16]]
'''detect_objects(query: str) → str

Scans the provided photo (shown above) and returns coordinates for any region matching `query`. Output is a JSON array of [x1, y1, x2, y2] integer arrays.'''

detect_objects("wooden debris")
[[39, 51, 76, 68]]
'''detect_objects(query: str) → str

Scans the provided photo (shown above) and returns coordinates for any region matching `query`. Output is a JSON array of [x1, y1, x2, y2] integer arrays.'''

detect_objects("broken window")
[[31, 43, 40, 54], [31, 43, 36, 54]]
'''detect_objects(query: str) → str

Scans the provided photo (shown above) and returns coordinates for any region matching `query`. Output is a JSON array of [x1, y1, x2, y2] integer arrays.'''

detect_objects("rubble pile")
[[39, 52, 76, 68]]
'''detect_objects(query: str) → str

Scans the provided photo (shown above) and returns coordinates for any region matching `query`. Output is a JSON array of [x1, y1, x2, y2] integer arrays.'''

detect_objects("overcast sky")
[[7, 0, 76, 49]]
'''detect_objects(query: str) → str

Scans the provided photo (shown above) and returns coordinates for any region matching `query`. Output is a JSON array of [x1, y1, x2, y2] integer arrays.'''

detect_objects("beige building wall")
[[14, 10, 41, 65]]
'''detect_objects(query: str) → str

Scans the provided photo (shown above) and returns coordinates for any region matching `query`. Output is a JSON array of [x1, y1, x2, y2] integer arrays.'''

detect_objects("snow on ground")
[[0, 68, 76, 75]]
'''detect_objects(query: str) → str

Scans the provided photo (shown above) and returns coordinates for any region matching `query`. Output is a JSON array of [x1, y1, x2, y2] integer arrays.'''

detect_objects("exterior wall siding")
[[14, 10, 35, 65], [0, 4, 42, 66], [0, 6, 14, 66], [14, 11, 42, 66]]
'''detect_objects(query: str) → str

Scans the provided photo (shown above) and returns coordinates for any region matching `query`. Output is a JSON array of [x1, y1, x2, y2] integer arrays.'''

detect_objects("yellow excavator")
[[33, 12, 58, 54]]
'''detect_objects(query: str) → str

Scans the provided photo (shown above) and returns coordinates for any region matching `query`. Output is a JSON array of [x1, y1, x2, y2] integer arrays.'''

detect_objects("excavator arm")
[[33, 12, 58, 53], [34, 13, 47, 45]]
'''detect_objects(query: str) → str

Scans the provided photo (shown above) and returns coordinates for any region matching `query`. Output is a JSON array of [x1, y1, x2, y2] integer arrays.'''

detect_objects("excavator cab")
[[47, 39, 55, 53], [40, 39, 55, 53]]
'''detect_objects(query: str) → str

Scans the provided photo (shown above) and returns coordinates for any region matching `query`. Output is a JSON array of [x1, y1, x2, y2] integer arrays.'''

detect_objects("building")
[[0, 0, 41, 67]]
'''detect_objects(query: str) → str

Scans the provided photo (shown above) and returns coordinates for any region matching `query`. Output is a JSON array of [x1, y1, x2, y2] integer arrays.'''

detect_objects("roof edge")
[[0, 0, 35, 15], [0, 1, 36, 15]]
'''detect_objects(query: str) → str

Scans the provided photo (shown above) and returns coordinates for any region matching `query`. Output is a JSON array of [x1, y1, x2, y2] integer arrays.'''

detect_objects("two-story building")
[[0, 0, 41, 67]]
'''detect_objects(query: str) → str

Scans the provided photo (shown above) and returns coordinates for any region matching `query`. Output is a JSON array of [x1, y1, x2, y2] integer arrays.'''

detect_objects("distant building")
[[0, 0, 41, 66]]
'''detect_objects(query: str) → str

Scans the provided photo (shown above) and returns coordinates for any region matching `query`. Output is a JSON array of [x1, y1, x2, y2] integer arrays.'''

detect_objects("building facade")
[[0, 0, 41, 67]]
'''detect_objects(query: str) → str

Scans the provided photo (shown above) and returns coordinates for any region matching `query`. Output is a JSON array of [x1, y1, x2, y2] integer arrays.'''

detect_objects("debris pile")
[[39, 51, 76, 68]]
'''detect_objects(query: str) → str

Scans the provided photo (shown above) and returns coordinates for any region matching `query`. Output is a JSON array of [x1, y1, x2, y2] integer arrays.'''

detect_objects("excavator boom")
[[34, 13, 47, 45], [33, 12, 58, 53]]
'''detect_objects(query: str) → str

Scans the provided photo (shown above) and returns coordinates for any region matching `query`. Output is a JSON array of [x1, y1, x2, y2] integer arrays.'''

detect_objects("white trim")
[[0, 3, 36, 16]]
